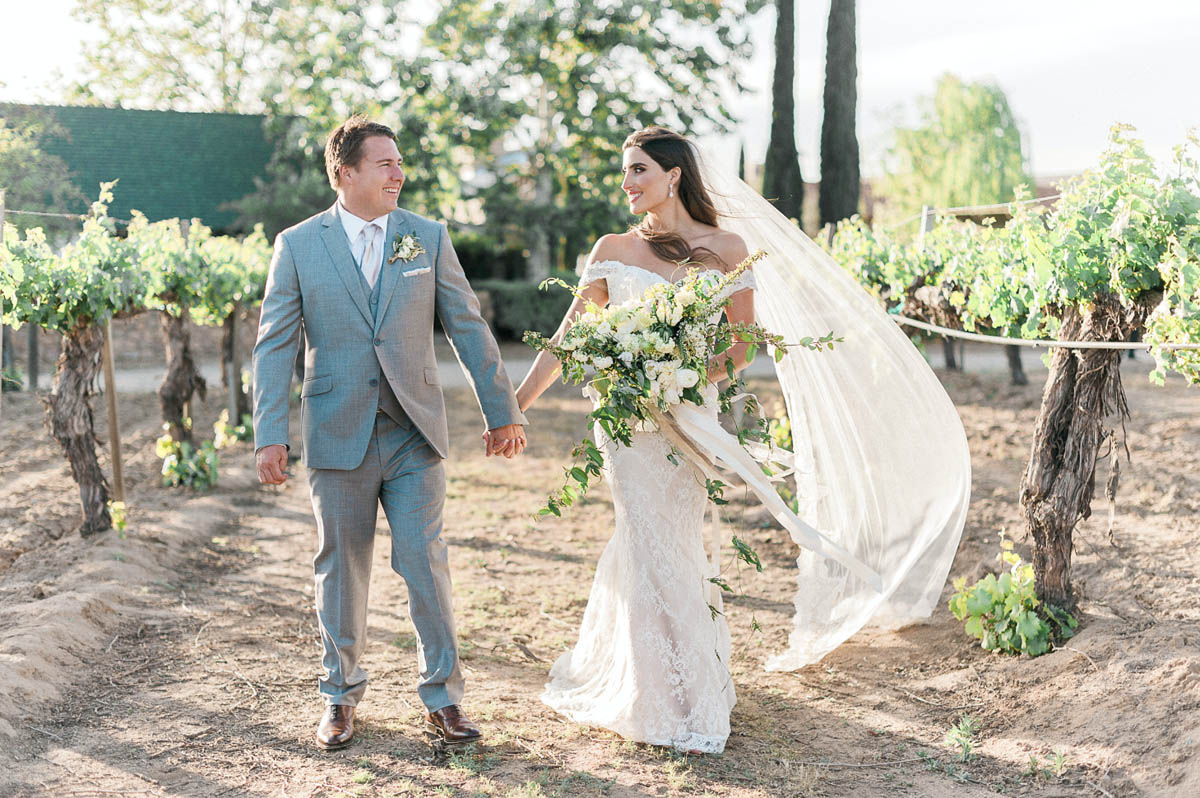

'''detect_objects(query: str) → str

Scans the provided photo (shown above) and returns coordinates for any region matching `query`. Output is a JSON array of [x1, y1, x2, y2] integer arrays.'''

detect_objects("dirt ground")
[[1, 346, 1198, 797]]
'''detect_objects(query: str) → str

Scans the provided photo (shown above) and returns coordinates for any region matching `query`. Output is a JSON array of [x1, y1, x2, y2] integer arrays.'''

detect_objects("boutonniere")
[[388, 233, 425, 264]]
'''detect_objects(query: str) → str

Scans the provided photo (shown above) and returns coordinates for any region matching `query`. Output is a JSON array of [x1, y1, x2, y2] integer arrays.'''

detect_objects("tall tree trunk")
[[1006, 344, 1028, 386], [819, 0, 860, 227], [44, 324, 111, 536], [221, 307, 250, 420], [1020, 296, 1151, 609], [762, 0, 804, 223], [158, 309, 206, 444]]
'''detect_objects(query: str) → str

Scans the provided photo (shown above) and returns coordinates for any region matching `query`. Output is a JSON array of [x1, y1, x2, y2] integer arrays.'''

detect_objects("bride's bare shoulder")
[[587, 232, 639, 265], [709, 230, 750, 272]]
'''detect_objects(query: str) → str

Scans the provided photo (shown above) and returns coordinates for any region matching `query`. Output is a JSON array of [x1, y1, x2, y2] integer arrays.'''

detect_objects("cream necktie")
[[360, 223, 381, 289]]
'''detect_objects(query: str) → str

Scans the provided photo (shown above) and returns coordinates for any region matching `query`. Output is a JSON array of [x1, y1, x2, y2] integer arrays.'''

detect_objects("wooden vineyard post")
[[102, 320, 125, 503], [227, 307, 239, 423]]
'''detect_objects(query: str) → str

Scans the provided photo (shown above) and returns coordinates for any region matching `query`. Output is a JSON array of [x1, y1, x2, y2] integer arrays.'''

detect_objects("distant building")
[[1, 103, 272, 233]]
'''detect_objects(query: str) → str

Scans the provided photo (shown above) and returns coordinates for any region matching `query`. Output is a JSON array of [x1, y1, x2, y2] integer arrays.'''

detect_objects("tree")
[[426, 0, 765, 281], [762, 0, 805, 224], [819, 0, 859, 226], [71, 1, 456, 238], [0, 108, 86, 238], [878, 74, 1031, 221]]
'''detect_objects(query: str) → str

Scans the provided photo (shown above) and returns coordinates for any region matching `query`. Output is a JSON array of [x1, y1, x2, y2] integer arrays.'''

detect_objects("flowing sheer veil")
[[696, 147, 972, 670]]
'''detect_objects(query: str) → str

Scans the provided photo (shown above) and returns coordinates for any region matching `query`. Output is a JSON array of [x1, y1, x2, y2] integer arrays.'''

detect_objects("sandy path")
[[2, 361, 1198, 797]]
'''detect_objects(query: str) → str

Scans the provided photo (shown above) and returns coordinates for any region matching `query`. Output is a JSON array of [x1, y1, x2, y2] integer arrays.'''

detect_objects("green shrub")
[[156, 430, 219, 489], [213, 409, 253, 449], [476, 275, 576, 340], [949, 536, 1077, 655], [453, 230, 527, 281]]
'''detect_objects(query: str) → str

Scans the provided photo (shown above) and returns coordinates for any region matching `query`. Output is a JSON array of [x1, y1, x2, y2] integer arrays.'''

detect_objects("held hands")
[[256, 444, 289, 485], [482, 424, 527, 459]]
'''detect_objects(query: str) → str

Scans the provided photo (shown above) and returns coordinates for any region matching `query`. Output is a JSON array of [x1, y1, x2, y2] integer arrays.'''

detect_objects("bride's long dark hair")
[[623, 126, 724, 267]]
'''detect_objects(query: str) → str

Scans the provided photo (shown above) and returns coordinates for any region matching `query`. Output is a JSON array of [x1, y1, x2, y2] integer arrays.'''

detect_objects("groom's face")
[[340, 135, 406, 219]]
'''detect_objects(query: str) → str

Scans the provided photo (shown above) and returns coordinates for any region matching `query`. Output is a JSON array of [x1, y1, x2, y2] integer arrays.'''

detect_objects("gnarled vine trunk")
[[43, 324, 110, 536], [1020, 295, 1154, 609], [158, 309, 206, 444]]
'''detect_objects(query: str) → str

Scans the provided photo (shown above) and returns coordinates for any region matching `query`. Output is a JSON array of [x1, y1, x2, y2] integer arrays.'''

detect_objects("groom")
[[252, 115, 527, 751]]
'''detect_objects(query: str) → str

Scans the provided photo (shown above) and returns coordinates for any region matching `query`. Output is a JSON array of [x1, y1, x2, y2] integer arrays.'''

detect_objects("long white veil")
[[697, 149, 972, 670]]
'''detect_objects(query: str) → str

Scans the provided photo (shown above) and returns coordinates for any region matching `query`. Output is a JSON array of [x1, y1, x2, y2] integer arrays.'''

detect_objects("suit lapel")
[[373, 210, 410, 330], [319, 203, 374, 328]]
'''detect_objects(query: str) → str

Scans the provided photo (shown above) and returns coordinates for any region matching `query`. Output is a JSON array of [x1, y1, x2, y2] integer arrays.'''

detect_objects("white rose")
[[618, 351, 634, 365], [675, 288, 698, 307], [573, 351, 589, 362], [676, 367, 700, 389], [592, 356, 613, 369]]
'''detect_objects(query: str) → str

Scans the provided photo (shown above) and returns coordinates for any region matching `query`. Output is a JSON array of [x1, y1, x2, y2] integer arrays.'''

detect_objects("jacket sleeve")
[[251, 232, 303, 451], [432, 223, 527, 429]]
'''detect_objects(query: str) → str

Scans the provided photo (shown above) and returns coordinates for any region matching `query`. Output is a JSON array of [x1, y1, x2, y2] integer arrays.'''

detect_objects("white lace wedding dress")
[[540, 259, 755, 754]]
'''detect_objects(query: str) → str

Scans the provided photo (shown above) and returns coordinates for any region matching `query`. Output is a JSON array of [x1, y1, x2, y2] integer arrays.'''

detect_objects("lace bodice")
[[579, 259, 756, 310]]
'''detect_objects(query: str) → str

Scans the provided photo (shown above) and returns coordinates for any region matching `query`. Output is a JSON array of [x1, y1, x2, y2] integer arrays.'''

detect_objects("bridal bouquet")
[[524, 251, 837, 519]]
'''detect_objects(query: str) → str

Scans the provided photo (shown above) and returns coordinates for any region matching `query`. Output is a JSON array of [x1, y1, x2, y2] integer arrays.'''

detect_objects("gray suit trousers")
[[307, 410, 462, 711]]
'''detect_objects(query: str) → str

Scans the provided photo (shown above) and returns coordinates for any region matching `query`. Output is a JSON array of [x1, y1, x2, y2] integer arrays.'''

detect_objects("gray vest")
[[356, 259, 408, 426]]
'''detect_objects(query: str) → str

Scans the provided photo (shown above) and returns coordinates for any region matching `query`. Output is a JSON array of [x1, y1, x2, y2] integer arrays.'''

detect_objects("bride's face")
[[621, 147, 677, 214]]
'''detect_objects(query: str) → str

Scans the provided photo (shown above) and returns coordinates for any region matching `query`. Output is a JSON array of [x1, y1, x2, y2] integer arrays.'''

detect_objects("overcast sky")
[[2, 0, 1197, 179]]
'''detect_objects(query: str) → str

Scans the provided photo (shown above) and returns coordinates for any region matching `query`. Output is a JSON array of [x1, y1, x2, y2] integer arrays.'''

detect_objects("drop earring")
[[668, 183, 674, 198]]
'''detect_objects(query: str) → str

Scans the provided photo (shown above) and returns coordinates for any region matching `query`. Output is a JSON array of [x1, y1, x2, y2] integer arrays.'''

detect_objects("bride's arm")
[[706, 287, 756, 383], [515, 239, 615, 412], [706, 236, 756, 383]]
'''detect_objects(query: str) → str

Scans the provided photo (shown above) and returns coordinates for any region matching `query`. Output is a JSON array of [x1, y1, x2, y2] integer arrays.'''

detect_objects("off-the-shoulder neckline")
[[586, 259, 732, 284]]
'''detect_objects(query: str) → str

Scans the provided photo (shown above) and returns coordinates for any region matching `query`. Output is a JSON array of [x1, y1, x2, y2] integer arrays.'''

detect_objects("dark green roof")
[[2, 103, 272, 231]]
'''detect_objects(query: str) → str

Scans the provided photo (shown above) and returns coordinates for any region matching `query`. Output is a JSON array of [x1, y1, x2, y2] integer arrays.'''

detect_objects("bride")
[[514, 127, 971, 754], [516, 127, 755, 753]]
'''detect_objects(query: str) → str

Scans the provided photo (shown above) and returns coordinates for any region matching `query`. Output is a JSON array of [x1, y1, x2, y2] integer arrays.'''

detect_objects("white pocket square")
[[402, 266, 432, 277]]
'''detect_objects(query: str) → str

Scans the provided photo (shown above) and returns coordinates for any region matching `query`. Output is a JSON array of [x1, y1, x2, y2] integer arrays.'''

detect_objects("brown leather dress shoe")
[[424, 704, 482, 744], [316, 704, 356, 750]]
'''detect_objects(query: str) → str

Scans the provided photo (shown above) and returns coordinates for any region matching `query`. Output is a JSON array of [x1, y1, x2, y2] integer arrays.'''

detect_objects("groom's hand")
[[256, 444, 289, 484], [483, 424, 526, 459]]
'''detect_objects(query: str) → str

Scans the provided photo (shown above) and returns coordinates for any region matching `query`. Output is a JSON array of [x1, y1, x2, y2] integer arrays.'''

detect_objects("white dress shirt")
[[338, 202, 389, 288]]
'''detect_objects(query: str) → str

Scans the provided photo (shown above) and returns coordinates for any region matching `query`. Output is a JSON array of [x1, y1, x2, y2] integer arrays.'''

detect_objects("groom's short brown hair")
[[325, 115, 397, 189]]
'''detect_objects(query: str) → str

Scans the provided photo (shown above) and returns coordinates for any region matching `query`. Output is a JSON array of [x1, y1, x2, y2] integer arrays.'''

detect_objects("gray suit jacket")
[[252, 202, 525, 469]]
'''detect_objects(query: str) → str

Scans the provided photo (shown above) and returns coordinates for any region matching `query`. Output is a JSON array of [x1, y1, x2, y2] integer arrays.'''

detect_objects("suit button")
[[373, 337, 383, 346], [369, 378, 378, 387]]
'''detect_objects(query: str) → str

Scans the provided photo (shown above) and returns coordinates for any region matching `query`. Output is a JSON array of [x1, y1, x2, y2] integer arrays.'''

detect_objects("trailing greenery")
[[949, 537, 1076, 656]]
